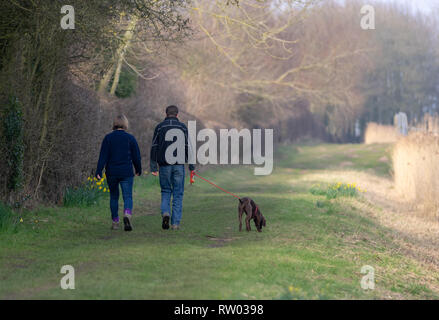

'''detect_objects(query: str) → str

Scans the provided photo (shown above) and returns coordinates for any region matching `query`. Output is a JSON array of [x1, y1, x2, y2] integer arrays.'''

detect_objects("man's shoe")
[[162, 214, 170, 230], [171, 225, 180, 230], [111, 221, 120, 230], [123, 213, 132, 232]]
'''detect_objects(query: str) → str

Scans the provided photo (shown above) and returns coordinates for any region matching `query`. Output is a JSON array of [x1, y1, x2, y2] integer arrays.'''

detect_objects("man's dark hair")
[[166, 105, 179, 117]]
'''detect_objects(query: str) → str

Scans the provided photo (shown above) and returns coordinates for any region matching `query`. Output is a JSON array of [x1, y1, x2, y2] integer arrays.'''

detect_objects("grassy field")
[[1, 143, 438, 299]]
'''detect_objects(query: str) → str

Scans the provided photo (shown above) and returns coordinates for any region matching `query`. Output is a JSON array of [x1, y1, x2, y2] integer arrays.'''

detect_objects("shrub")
[[2, 96, 24, 192], [114, 68, 137, 98], [0, 202, 18, 233]]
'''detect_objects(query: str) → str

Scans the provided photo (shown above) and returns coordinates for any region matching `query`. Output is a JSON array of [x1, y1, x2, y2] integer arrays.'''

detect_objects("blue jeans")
[[159, 165, 185, 226], [107, 176, 134, 222]]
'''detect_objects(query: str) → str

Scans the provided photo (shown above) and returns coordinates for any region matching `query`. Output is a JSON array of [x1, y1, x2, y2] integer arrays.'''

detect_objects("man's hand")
[[136, 173, 140, 176], [151, 171, 158, 176]]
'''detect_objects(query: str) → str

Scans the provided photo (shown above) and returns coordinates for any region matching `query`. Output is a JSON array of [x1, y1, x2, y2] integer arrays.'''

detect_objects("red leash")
[[190, 171, 241, 200], [190, 171, 262, 217]]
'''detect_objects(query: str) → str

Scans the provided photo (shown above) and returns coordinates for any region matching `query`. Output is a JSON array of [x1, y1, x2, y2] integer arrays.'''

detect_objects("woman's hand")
[[96, 174, 101, 180], [151, 172, 158, 176]]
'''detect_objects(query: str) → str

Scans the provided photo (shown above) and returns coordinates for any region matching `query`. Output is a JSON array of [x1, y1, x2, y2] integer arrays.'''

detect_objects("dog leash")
[[190, 171, 241, 200], [190, 171, 261, 217]]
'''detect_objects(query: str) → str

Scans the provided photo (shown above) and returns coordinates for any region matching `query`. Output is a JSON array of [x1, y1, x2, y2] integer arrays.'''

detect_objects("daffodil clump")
[[310, 182, 366, 200], [87, 174, 110, 193], [63, 174, 109, 207], [279, 285, 329, 300]]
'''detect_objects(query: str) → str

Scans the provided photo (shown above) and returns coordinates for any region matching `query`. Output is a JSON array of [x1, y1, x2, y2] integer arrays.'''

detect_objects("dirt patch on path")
[[205, 235, 241, 248]]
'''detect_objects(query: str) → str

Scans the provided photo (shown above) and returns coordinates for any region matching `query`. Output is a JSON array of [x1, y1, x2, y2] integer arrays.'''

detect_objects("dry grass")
[[364, 122, 400, 144], [392, 132, 439, 220], [300, 170, 439, 272], [418, 115, 439, 135]]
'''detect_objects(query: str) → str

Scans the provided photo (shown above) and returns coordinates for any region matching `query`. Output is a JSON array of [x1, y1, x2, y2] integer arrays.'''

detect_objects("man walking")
[[150, 105, 195, 230]]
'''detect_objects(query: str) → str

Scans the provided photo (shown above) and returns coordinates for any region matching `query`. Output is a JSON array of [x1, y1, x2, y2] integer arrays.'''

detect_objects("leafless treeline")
[[1, 0, 438, 204]]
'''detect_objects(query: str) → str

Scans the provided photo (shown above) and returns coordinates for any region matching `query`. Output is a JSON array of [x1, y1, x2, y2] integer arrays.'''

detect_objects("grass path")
[[1, 143, 438, 299]]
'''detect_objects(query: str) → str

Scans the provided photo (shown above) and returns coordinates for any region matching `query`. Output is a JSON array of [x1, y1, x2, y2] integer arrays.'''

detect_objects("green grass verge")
[[0, 143, 437, 299]]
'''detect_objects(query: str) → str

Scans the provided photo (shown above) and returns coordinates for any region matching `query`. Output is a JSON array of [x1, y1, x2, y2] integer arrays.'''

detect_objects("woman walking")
[[96, 115, 142, 231]]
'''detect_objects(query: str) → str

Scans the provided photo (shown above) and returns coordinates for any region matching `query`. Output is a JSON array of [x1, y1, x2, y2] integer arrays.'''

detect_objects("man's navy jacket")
[[150, 116, 195, 172]]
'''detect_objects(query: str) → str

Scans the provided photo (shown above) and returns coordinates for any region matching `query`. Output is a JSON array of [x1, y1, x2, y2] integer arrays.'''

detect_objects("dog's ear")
[[262, 216, 266, 227], [238, 198, 243, 204]]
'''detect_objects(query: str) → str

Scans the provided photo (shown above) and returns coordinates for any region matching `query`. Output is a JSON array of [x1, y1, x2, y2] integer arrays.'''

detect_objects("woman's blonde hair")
[[113, 114, 129, 130]]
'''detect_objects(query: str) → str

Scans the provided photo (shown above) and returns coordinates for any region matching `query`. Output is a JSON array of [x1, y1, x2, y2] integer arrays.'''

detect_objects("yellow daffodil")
[[99, 186, 102, 190], [103, 188, 107, 192], [19, 218, 23, 223]]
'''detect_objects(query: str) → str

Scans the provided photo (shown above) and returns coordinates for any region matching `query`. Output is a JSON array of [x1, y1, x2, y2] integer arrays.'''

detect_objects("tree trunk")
[[110, 16, 138, 96], [39, 70, 55, 148], [98, 63, 116, 94]]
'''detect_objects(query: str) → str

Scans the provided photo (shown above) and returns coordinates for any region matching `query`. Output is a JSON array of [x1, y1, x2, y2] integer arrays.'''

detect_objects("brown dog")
[[238, 197, 266, 232]]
